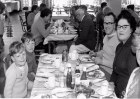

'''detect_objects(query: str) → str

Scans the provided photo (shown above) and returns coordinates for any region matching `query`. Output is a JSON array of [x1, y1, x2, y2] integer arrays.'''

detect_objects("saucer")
[[96, 88, 113, 97]]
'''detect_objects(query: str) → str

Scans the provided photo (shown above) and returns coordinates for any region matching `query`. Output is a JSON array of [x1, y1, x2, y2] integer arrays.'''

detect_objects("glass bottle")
[[62, 49, 68, 62], [75, 66, 80, 74], [80, 67, 87, 80], [66, 67, 72, 88]]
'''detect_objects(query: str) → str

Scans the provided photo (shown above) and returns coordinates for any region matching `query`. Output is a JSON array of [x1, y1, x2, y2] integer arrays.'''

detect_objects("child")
[[21, 32, 37, 81], [4, 41, 33, 98]]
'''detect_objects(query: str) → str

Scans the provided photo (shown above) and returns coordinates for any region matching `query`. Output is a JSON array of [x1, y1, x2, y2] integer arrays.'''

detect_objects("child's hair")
[[9, 41, 25, 56], [21, 32, 34, 43]]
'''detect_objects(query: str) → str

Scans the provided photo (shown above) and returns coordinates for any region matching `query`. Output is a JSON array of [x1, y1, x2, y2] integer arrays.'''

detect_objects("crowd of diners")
[[0, 1, 140, 98]]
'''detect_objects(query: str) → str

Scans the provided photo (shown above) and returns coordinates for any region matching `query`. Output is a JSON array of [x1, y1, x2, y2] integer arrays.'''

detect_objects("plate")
[[51, 87, 72, 95], [80, 56, 93, 62], [36, 72, 54, 78], [38, 68, 56, 73], [35, 76, 48, 82], [87, 70, 105, 79], [96, 88, 113, 97], [40, 59, 54, 64], [32, 93, 50, 98]]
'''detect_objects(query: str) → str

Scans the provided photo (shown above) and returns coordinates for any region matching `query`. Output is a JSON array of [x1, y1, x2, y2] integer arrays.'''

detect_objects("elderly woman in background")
[[110, 10, 139, 98]]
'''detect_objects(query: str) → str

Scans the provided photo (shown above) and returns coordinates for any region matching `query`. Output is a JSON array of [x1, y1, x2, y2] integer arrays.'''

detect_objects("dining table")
[[43, 21, 78, 54], [30, 53, 117, 99]]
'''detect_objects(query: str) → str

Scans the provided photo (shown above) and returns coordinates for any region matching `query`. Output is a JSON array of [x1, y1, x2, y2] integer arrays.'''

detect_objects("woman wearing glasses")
[[110, 10, 139, 98]]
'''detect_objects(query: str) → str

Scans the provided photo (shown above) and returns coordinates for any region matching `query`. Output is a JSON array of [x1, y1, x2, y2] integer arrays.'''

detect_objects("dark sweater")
[[110, 35, 139, 98]]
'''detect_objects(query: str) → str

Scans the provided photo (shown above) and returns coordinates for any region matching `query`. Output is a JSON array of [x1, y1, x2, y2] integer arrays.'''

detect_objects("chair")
[[19, 15, 28, 32]]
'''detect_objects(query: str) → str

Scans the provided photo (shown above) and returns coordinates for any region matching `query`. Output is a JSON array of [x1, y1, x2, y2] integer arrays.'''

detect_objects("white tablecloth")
[[43, 34, 77, 45], [30, 54, 116, 98]]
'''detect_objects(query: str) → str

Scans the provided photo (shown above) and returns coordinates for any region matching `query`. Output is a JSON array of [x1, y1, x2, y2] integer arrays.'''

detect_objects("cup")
[[59, 76, 65, 87], [48, 76, 55, 88], [53, 58, 61, 68], [101, 80, 109, 95]]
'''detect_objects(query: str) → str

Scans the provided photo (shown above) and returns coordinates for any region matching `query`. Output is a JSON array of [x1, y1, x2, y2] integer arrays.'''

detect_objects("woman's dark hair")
[[40, 8, 52, 18], [31, 5, 38, 12], [116, 9, 136, 33]]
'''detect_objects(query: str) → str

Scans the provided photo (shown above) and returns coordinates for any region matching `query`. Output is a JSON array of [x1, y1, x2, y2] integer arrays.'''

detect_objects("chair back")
[[19, 15, 28, 32]]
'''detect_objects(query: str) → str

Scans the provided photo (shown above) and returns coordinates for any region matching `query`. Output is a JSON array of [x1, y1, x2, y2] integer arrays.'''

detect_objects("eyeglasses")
[[117, 25, 130, 30], [104, 22, 114, 25]]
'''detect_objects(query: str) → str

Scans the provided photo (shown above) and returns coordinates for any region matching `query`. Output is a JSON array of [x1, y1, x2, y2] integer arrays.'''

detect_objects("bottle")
[[75, 66, 80, 74], [62, 49, 68, 62], [66, 66, 72, 88], [80, 67, 87, 80]]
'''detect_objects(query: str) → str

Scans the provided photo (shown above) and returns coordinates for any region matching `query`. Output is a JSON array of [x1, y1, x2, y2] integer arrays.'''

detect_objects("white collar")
[[106, 31, 116, 38]]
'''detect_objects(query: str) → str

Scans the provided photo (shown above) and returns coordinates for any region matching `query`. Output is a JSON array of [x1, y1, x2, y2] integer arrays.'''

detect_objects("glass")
[[104, 22, 114, 25], [117, 25, 130, 30]]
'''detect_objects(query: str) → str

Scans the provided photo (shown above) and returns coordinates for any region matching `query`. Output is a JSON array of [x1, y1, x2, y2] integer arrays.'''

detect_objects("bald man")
[[70, 8, 96, 53]]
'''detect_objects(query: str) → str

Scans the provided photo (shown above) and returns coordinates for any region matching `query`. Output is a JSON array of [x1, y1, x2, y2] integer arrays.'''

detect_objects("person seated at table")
[[123, 32, 140, 98], [69, 5, 79, 28], [4, 41, 33, 98], [27, 5, 39, 31], [31, 8, 54, 53], [33, 3, 46, 23], [21, 32, 37, 81], [109, 10, 139, 98], [89, 12, 120, 74], [79, 5, 95, 21], [69, 7, 97, 53]]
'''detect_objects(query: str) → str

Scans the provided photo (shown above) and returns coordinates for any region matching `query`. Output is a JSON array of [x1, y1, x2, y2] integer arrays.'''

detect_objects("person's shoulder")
[[6, 63, 16, 75]]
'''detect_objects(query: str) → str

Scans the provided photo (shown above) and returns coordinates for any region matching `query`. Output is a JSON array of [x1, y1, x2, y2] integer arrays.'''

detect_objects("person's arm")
[[32, 53, 37, 74], [0, 20, 4, 35], [37, 22, 53, 38], [27, 13, 34, 26], [128, 50, 138, 75], [4, 69, 16, 98]]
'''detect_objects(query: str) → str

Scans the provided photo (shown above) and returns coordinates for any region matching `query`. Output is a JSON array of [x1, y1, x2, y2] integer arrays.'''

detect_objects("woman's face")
[[117, 19, 132, 43]]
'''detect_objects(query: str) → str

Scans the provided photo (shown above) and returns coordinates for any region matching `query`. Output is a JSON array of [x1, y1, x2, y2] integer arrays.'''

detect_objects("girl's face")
[[117, 19, 132, 43], [11, 49, 26, 67], [24, 40, 35, 53]]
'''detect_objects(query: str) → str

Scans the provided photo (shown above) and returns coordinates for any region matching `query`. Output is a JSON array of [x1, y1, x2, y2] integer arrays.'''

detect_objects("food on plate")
[[75, 84, 95, 98], [80, 56, 93, 62], [86, 65, 99, 72], [87, 70, 105, 78]]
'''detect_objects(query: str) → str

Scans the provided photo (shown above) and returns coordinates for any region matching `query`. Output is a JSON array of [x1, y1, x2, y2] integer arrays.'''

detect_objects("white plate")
[[35, 76, 48, 82], [38, 68, 56, 73], [80, 56, 93, 62], [51, 87, 72, 94], [96, 88, 113, 97], [36, 72, 54, 77], [87, 70, 105, 79], [32, 93, 50, 98]]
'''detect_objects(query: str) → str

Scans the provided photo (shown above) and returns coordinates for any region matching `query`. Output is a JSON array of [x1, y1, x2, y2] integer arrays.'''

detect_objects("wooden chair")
[[19, 15, 28, 32]]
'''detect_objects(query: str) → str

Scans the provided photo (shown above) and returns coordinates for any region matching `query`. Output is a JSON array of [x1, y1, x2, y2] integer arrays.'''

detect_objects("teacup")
[[48, 76, 55, 88]]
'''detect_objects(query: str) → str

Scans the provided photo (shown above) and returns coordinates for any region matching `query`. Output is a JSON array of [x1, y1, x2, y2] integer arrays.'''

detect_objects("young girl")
[[4, 41, 33, 98]]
